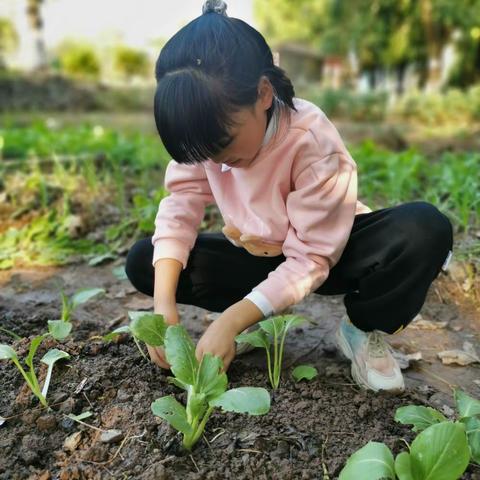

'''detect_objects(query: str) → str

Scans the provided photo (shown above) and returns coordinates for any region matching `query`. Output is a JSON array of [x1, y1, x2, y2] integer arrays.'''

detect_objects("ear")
[[257, 76, 274, 111]]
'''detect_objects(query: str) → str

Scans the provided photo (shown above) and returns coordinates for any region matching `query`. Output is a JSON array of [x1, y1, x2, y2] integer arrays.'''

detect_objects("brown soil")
[[0, 261, 479, 480]]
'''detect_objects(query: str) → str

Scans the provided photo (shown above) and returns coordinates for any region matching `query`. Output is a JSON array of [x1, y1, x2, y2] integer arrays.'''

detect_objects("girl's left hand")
[[195, 316, 237, 372]]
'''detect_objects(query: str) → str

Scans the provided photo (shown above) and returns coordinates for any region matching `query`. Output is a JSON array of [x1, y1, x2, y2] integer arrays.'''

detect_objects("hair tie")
[[202, 0, 228, 16]]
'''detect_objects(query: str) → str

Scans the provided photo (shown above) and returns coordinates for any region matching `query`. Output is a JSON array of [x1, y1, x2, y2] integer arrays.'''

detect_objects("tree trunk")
[[26, 0, 47, 70]]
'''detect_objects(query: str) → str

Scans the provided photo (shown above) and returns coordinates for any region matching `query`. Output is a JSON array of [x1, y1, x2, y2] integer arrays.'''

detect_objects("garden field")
[[0, 114, 479, 479]]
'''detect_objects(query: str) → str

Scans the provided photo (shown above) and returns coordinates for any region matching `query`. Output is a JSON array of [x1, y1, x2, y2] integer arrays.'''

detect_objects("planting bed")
[[0, 262, 479, 479]]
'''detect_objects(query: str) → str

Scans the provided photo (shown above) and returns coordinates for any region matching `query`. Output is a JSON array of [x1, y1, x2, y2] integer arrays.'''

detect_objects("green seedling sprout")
[[123, 312, 270, 450], [338, 388, 480, 480], [103, 311, 166, 360], [292, 364, 318, 382], [235, 314, 306, 389], [48, 287, 105, 341], [153, 324, 270, 450], [0, 339, 70, 407]]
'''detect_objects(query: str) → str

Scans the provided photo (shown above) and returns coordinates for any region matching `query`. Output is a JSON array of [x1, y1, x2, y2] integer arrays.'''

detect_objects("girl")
[[126, 0, 453, 393]]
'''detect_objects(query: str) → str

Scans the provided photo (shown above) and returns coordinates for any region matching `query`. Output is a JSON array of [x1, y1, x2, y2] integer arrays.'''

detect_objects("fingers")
[[147, 345, 170, 370]]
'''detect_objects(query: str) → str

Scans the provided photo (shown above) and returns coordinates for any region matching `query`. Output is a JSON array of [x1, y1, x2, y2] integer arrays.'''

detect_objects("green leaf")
[[0, 344, 17, 361], [68, 411, 93, 422], [395, 452, 414, 480], [112, 265, 128, 280], [210, 387, 271, 415], [259, 316, 286, 337], [454, 389, 480, 419], [48, 320, 73, 341], [196, 353, 227, 401], [128, 311, 166, 346], [151, 396, 193, 436], [188, 391, 207, 420], [292, 364, 318, 382], [103, 325, 131, 342], [167, 376, 189, 391], [410, 422, 470, 480], [462, 415, 480, 464], [283, 314, 306, 333], [339, 441, 395, 480], [0, 327, 21, 340], [165, 325, 198, 385], [88, 253, 117, 266], [235, 329, 270, 349], [25, 335, 45, 368], [71, 288, 105, 309], [40, 348, 70, 367], [40, 349, 70, 398], [395, 406, 447, 432]]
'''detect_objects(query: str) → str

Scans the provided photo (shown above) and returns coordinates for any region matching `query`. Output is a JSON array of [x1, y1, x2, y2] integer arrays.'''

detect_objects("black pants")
[[126, 201, 453, 335]]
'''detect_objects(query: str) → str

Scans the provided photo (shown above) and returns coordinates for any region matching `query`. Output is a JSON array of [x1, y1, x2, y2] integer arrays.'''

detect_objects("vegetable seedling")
[[235, 314, 306, 389], [103, 310, 167, 360], [292, 364, 318, 382], [151, 322, 271, 450], [338, 388, 480, 480], [0, 340, 70, 407], [48, 287, 105, 341]]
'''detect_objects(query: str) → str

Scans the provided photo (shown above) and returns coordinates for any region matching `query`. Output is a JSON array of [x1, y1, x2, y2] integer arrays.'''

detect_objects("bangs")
[[154, 69, 239, 164]]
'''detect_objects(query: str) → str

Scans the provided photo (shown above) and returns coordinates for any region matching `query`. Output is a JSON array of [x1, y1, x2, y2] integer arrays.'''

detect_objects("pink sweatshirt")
[[152, 98, 372, 316]]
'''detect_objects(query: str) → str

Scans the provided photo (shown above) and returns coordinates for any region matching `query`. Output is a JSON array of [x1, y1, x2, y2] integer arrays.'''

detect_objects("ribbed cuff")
[[152, 238, 190, 269], [244, 291, 274, 318]]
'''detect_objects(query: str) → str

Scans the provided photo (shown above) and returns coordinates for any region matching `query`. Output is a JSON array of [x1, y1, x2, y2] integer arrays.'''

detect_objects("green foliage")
[[292, 364, 318, 382], [0, 17, 19, 56], [60, 287, 105, 323], [57, 41, 101, 79], [341, 388, 480, 478], [352, 141, 480, 235], [340, 423, 470, 480], [147, 317, 270, 450], [0, 337, 69, 407], [302, 87, 388, 121], [255, 0, 480, 87], [394, 406, 447, 432], [339, 442, 395, 480], [236, 315, 306, 389], [0, 120, 169, 270], [114, 46, 150, 79], [128, 311, 167, 347]]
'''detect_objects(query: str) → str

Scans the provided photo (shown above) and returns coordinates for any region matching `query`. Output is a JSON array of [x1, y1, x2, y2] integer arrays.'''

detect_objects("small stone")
[[58, 397, 75, 414], [36, 414, 57, 432], [20, 449, 38, 465], [60, 417, 75, 430], [22, 410, 41, 426], [100, 429, 124, 444], [64, 431, 82, 452], [116, 387, 132, 402], [51, 392, 69, 404], [358, 404, 369, 419]]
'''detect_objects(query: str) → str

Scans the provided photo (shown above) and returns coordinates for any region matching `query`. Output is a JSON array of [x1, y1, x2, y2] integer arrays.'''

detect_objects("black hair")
[[153, 1, 296, 164]]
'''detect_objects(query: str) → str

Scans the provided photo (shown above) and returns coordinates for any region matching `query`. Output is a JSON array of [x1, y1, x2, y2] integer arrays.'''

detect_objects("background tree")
[[0, 17, 19, 70], [26, 0, 48, 69], [254, 0, 480, 91]]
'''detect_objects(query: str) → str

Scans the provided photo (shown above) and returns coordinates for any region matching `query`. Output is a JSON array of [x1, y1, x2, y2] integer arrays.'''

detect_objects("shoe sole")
[[335, 327, 404, 394]]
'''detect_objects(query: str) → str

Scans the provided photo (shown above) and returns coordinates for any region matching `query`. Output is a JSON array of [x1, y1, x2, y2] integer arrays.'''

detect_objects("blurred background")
[[0, 0, 478, 301]]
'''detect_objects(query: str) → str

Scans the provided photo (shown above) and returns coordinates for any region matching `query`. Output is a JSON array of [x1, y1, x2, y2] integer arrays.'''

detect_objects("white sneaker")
[[335, 315, 405, 393]]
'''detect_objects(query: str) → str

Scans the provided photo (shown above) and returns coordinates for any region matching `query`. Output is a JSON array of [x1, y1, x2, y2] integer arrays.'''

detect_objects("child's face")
[[210, 78, 273, 169]]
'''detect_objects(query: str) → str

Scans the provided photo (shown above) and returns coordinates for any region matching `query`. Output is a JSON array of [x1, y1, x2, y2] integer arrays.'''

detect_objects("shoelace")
[[367, 331, 388, 358]]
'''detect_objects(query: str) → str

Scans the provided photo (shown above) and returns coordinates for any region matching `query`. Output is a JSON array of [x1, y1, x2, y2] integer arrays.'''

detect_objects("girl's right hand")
[[147, 299, 180, 369]]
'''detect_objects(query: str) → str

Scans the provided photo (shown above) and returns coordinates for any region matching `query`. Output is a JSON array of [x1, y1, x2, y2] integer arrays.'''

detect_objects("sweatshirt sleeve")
[[251, 132, 358, 313], [151, 160, 215, 268]]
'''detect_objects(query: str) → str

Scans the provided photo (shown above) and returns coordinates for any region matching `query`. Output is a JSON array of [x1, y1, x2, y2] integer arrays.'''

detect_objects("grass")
[[0, 115, 478, 270]]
